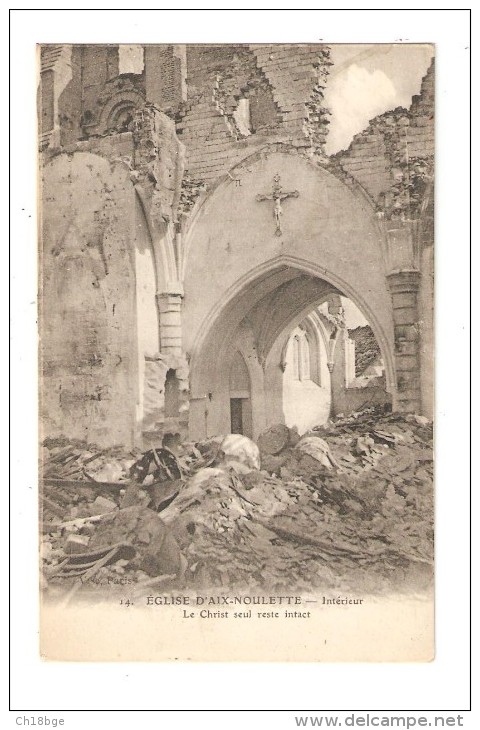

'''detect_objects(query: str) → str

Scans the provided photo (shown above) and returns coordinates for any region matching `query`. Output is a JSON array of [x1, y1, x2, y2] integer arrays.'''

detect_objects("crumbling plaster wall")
[[40, 149, 140, 447], [40, 104, 187, 448]]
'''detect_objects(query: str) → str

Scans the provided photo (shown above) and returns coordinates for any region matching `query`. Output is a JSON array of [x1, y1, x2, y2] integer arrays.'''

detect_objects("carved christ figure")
[[256, 174, 299, 236]]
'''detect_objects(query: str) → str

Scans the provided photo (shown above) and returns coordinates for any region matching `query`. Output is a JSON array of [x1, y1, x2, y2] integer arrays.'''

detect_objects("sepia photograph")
[[37, 40, 436, 662]]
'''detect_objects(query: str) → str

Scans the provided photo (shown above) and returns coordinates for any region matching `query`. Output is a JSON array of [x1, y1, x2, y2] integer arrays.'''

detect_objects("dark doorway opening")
[[164, 369, 180, 418], [230, 398, 244, 435], [229, 351, 253, 437]]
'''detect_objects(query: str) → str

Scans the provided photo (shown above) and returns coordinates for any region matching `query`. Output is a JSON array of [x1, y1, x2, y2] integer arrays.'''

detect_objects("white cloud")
[[118, 45, 144, 75], [325, 64, 398, 154]]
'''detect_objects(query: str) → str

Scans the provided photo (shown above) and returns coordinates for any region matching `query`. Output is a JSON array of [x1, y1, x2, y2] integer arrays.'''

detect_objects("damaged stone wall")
[[332, 60, 434, 225], [39, 45, 435, 450], [40, 148, 140, 447], [331, 59, 434, 417], [142, 353, 190, 444], [40, 45, 77, 149], [175, 43, 332, 214], [145, 45, 187, 115], [50, 45, 147, 147], [132, 104, 185, 242], [40, 160, 186, 451], [40, 47, 188, 448]]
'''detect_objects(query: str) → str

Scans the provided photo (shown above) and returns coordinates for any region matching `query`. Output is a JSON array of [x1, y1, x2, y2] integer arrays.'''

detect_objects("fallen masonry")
[[40, 405, 433, 605]]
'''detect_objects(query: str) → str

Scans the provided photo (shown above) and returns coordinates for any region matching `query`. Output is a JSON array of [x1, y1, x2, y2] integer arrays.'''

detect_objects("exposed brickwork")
[[174, 43, 332, 197], [348, 325, 382, 376], [251, 44, 332, 154], [43, 43, 333, 213], [213, 46, 281, 134], [330, 60, 434, 415], [333, 60, 434, 223], [145, 45, 186, 113]]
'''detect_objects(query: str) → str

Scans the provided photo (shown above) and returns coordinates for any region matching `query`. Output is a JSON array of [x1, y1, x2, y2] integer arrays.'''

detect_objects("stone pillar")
[[39, 45, 75, 150], [157, 291, 183, 356], [345, 337, 356, 384], [329, 330, 348, 416], [387, 270, 422, 413], [144, 45, 187, 112]]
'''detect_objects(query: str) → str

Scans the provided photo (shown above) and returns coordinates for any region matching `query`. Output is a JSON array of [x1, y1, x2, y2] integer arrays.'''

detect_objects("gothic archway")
[[188, 257, 395, 440]]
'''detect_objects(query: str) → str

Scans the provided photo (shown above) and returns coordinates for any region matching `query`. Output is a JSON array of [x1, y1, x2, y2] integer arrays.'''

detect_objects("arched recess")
[[164, 369, 180, 418], [97, 89, 145, 132], [183, 149, 396, 438], [229, 350, 253, 438], [188, 256, 395, 440], [280, 323, 332, 434], [303, 311, 328, 386]]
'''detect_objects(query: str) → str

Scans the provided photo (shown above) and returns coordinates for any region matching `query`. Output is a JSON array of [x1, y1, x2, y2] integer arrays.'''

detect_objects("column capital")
[[387, 269, 421, 294], [157, 285, 184, 300]]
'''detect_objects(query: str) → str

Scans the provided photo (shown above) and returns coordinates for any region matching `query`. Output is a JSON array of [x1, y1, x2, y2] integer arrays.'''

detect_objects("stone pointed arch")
[[189, 254, 395, 393], [187, 256, 395, 440], [182, 149, 398, 438], [180, 144, 382, 281]]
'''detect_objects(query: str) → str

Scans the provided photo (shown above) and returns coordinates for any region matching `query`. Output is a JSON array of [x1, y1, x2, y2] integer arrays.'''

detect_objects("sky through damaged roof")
[[117, 43, 434, 155], [325, 44, 434, 153]]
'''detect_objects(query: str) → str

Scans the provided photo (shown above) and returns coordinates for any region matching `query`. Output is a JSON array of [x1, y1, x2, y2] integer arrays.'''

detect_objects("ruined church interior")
[[39, 43, 435, 603]]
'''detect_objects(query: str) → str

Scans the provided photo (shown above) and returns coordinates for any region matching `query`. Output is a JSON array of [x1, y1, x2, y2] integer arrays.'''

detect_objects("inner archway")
[[281, 316, 331, 434], [278, 296, 390, 434], [188, 259, 394, 441]]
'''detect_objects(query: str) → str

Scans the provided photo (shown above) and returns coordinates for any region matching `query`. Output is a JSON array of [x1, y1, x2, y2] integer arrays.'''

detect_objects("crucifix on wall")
[[256, 174, 299, 236]]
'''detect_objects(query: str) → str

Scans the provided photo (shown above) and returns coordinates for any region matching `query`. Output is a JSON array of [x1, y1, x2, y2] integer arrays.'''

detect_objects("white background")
[[7, 4, 474, 725]]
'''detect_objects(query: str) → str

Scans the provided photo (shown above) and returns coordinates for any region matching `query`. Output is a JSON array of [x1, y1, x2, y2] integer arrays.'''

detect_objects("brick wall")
[[175, 43, 332, 196], [332, 60, 434, 222], [145, 45, 186, 113]]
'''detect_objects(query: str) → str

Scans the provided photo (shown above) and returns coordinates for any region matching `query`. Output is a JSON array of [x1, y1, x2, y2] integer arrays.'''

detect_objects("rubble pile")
[[40, 406, 433, 601], [41, 437, 139, 484]]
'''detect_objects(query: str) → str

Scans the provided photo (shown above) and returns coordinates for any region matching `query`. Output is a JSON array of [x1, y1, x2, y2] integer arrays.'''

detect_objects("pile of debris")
[[40, 406, 434, 602]]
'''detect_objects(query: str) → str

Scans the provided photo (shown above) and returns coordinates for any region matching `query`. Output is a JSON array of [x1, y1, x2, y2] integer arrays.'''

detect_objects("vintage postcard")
[[38, 42, 435, 662]]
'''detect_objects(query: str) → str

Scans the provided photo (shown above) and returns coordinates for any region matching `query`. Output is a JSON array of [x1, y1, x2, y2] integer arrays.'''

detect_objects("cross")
[[256, 174, 299, 236]]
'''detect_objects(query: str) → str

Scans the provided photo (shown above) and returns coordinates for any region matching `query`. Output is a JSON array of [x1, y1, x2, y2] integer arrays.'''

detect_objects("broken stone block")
[[90, 460, 127, 483], [260, 452, 288, 475], [91, 496, 118, 515], [257, 424, 290, 455], [87, 505, 183, 578], [65, 534, 91, 554], [295, 436, 337, 469], [218, 434, 260, 473]]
